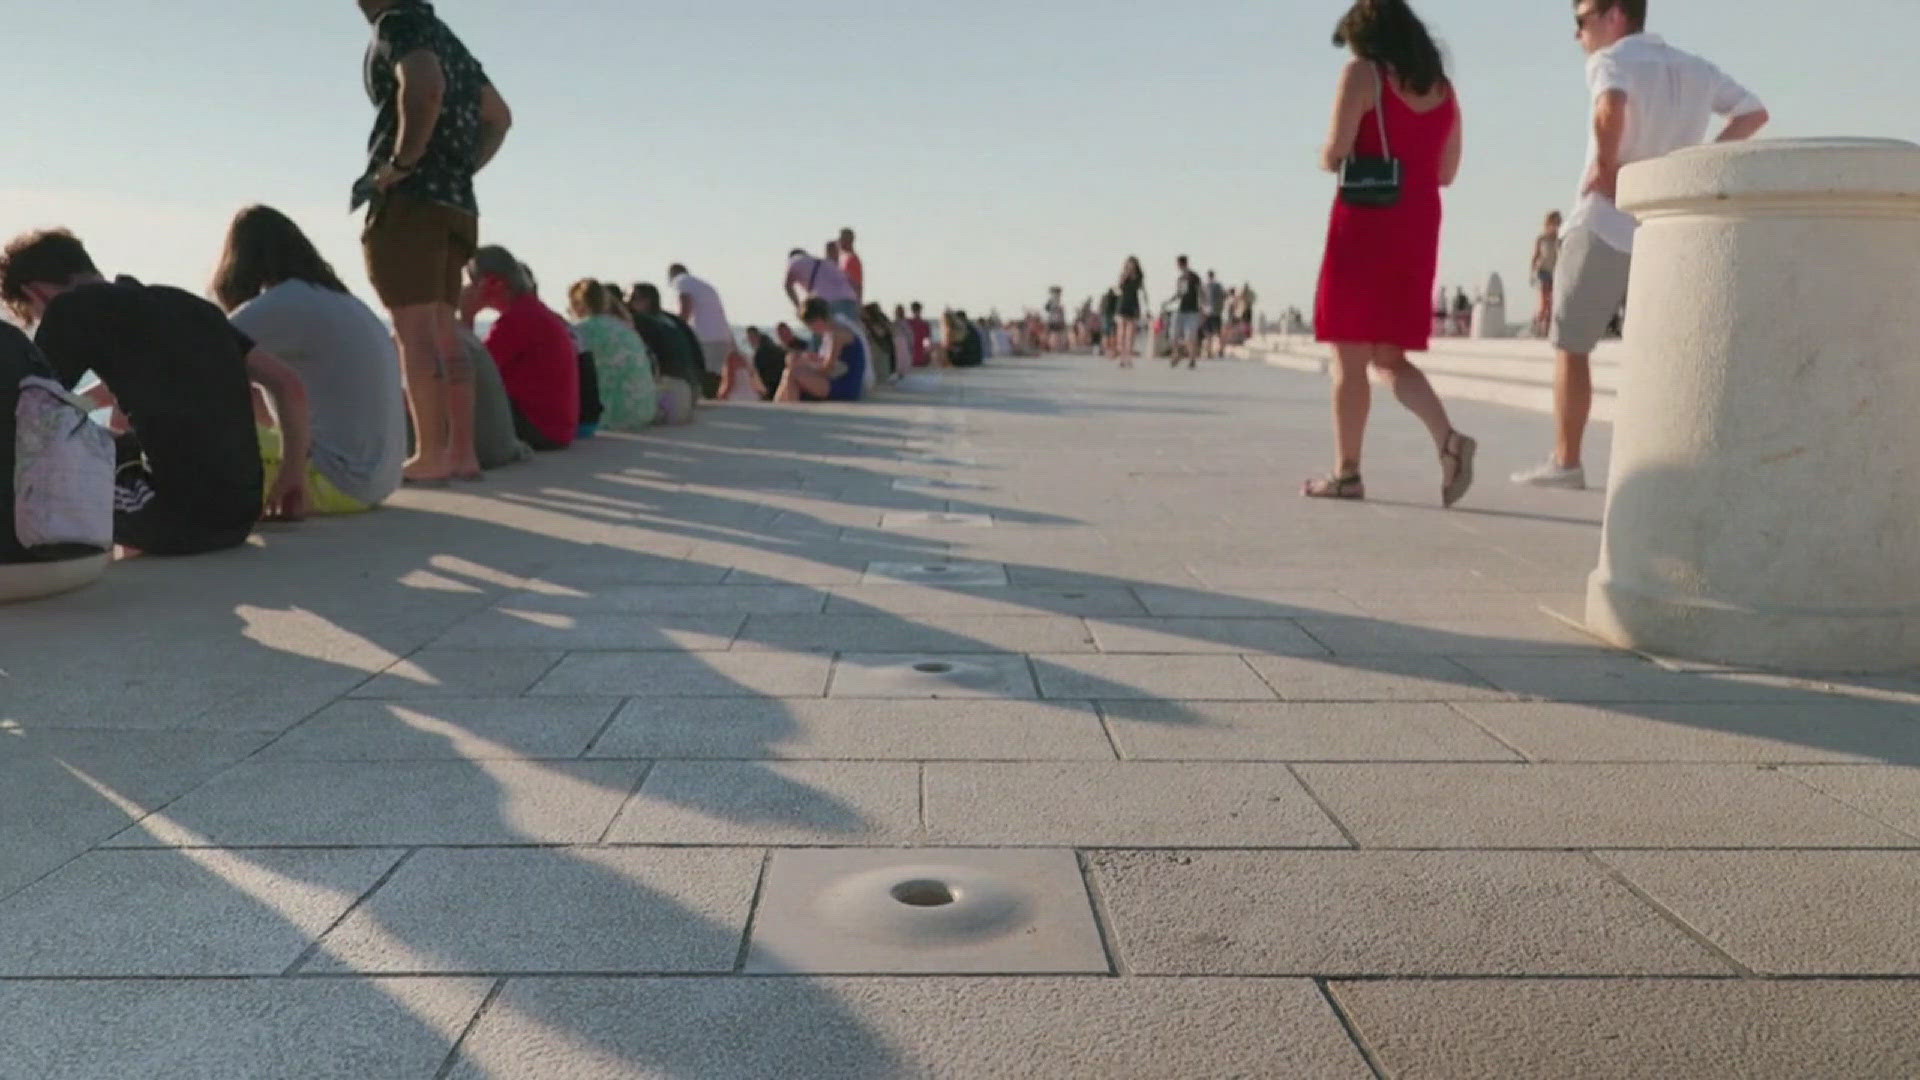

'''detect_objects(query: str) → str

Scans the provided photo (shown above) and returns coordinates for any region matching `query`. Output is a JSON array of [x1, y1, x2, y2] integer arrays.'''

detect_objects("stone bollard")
[[1586, 138, 1920, 671]]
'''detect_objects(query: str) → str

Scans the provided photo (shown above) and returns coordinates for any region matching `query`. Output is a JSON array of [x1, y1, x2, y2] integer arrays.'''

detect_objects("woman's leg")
[[1372, 345, 1453, 451], [776, 356, 831, 403], [1330, 342, 1373, 475]]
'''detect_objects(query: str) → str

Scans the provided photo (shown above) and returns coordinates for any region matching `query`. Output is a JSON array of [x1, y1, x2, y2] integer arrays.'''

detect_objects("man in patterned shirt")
[[355, 0, 512, 483]]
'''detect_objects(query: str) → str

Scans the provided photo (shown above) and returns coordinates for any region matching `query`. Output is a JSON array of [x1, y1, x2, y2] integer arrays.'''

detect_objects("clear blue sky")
[[5, 0, 1914, 326]]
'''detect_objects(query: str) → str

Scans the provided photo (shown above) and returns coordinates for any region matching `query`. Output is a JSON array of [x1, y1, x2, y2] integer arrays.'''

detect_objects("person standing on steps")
[[1529, 211, 1564, 337], [1512, 0, 1767, 490], [1305, 0, 1476, 508], [354, 0, 512, 484]]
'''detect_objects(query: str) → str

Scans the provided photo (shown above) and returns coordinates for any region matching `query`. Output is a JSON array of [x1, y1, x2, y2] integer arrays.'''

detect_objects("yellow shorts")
[[257, 427, 371, 515]]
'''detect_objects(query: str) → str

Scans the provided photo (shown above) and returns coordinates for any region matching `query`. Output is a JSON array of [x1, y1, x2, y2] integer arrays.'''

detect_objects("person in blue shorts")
[[773, 298, 866, 403]]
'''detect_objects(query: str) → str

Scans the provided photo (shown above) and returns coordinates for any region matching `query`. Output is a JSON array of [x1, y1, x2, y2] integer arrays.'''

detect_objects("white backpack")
[[14, 375, 114, 551]]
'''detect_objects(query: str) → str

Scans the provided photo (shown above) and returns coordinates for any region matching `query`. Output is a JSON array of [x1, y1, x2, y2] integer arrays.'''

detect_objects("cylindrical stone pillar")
[[1587, 137, 1920, 672]]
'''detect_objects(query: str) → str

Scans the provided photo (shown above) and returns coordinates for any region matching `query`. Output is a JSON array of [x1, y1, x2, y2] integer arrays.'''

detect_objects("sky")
[[5, 0, 1916, 327]]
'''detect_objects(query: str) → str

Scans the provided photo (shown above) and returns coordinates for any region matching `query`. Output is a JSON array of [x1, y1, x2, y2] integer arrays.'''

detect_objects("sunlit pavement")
[[4, 354, 1917, 1078]]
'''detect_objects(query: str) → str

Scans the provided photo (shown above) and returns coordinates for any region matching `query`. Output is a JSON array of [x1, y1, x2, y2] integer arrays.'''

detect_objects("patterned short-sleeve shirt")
[[362, 1, 490, 216]]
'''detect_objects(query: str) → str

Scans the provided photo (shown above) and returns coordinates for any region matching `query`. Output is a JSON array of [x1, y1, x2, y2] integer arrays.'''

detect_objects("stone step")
[[1235, 337, 1622, 421]]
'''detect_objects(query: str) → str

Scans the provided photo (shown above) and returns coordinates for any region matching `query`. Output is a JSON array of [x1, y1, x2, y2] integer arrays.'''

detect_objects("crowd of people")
[[1302, 0, 1766, 507], [0, 0, 975, 575], [1030, 256, 1259, 369]]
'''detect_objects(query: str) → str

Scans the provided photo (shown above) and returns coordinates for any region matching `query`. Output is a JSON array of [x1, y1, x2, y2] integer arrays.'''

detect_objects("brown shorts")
[[363, 192, 478, 309]]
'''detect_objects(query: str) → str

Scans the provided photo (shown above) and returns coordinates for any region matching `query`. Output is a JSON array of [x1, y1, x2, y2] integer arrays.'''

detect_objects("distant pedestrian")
[[1171, 256, 1203, 367], [1529, 211, 1564, 337], [354, 0, 512, 483], [1113, 257, 1147, 367], [1513, 0, 1768, 490], [838, 227, 865, 301], [668, 263, 735, 399], [1306, 0, 1475, 507]]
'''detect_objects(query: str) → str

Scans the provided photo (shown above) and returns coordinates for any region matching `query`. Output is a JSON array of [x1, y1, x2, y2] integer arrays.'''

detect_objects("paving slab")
[[350, 649, 563, 698], [258, 697, 620, 760], [829, 653, 1038, 699], [924, 762, 1346, 846], [531, 650, 833, 697], [1243, 654, 1512, 701], [107, 760, 646, 846], [1131, 585, 1369, 618], [1092, 850, 1727, 975], [1452, 654, 1800, 702], [427, 610, 743, 651], [862, 560, 1008, 585], [589, 698, 1115, 761], [494, 584, 826, 615], [1032, 654, 1279, 700], [1099, 700, 1520, 761], [0, 848, 401, 975], [734, 613, 1097, 654], [1295, 763, 1917, 847], [744, 848, 1107, 974], [824, 584, 1145, 617], [0, 977, 491, 1080], [306, 846, 761, 974], [1332, 979, 1920, 1080], [1085, 616, 1330, 655], [449, 976, 1372, 1079], [1295, 614, 1610, 656], [1785, 765, 1920, 838], [1458, 701, 1920, 763], [0, 729, 273, 852], [604, 761, 922, 845], [1601, 850, 1920, 974]]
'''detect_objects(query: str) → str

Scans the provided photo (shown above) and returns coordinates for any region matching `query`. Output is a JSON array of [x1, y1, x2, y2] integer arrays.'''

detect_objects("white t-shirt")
[[669, 272, 732, 344], [229, 280, 405, 506], [1567, 33, 1764, 253]]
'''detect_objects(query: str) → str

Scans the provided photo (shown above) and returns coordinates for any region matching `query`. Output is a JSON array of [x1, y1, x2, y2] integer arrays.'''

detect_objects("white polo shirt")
[[669, 271, 733, 345], [1567, 33, 1765, 253]]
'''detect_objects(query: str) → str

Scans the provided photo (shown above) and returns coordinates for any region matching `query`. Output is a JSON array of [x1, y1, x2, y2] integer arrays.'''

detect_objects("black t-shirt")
[[1177, 270, 1203, 314], [633, 311, 706, 389], [34, 278, 262, 529], [752, 341, 787, 399], [363, 0, 491, 215]]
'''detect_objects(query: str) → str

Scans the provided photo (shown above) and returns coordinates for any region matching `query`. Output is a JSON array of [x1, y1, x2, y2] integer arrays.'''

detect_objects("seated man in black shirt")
[[627, 283, 712, 396], [744, 326, 789, 402], [0, 229, 314, 555]]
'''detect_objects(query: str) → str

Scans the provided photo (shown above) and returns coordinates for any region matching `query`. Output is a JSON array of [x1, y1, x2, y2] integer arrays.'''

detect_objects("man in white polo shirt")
[[1513, 0, 1768, 490], [668, 263, 735, 397]]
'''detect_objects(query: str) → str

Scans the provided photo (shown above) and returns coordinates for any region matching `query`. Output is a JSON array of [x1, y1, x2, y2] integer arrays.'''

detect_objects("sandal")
[[1303, 473, 1365, 500], [1440, 430, 1477, 508]]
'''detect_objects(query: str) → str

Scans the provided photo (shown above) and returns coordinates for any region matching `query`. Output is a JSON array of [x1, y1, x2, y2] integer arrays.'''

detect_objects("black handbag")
[[1338, 64, 1402, 209]]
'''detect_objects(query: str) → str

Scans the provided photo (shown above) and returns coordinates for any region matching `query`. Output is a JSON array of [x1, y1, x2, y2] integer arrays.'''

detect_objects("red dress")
[[1315, 80, 1456, 352]]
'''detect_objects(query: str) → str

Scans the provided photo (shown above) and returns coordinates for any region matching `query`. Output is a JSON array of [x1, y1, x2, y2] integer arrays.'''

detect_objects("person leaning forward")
[[355, 0, 512, 484]]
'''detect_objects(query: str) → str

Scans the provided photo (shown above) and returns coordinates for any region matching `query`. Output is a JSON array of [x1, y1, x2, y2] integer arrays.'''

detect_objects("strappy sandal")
[[1440, 430, 1477, 508], [1303, 473, 1366, 500]]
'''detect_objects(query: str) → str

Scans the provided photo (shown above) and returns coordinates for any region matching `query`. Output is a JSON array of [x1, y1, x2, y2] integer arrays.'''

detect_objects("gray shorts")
[[699, 339, 732, 376], [1174, 311, 1203, 342], [1550, 228, 1632, 354]]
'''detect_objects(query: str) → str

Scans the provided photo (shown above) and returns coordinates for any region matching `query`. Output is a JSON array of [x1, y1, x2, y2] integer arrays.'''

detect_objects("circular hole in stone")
[[890, 879, 956, 907], [913, 661, 955, 674]]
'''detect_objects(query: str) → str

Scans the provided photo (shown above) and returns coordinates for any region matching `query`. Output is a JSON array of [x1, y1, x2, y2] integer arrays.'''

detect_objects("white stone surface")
[[828, 653, 1038, 699], [1591, 138, 1920, 670]]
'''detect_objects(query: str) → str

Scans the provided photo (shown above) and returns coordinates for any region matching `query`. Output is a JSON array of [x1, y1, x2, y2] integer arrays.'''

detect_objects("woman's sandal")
[[1303, 473, 1366, 500], [1440, 430, 1477, 508]]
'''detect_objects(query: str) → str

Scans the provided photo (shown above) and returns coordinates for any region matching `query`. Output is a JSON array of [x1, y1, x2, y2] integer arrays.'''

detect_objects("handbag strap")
[[1370, 63, 1392, 157]]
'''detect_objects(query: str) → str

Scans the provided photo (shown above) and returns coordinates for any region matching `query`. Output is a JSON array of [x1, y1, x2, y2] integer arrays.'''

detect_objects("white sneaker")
[[1510, 460, 1587, 490]]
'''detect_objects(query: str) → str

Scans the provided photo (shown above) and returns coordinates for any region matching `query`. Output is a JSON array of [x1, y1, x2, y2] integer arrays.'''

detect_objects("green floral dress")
[[572, 315, 658, 432]]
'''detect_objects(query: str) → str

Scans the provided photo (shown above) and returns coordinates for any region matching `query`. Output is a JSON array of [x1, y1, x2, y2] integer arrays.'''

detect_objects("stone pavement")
[[3, 355, 1918, 1079]]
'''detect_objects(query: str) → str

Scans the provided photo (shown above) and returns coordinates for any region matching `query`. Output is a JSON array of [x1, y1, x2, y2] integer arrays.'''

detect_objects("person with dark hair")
[[460, 245, 576, 452], [905, 302, 933, 369], [354, 0, 513, 484], [667, 263, 734, 398], [626, 283, 708, 392], [1202, 271, 1229, 358], [1307, 0, 1475, 507], [0, 228, 313, 553], [783, 246, 860, 324], [1171, 256, 1203, 367], [566, 278, 657, 431], [773, 298, 866, 403], [1512, 0, 1768, 490], [1113, 257, 1147, 368], [939, 310, 984, 368], [837, 228, 865, 302], [213, 206, 405, 512], [744, 327, 787, 402], [861, 303, 898, 382]]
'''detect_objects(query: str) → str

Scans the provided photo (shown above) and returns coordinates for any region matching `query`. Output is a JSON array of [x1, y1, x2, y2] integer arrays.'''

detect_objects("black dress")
[[1116, 272, 1144, 319]]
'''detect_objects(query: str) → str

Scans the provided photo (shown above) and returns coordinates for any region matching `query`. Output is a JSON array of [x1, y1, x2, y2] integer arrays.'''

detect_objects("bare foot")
[[404, 456, 454, 483]]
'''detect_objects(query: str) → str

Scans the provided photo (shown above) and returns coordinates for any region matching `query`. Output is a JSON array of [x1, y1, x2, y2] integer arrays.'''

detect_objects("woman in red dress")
[[1306, 0, 1476, 507]]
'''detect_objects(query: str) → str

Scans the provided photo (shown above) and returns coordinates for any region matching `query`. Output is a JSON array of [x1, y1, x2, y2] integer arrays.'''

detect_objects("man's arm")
[[389, 50, 446, 172], [1581, 89, 1629, 199], [784, 266, 803, 311], [474, 81, 513, 172], [245, 348, 312, 520], [1717, 107, 1769, 142]]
